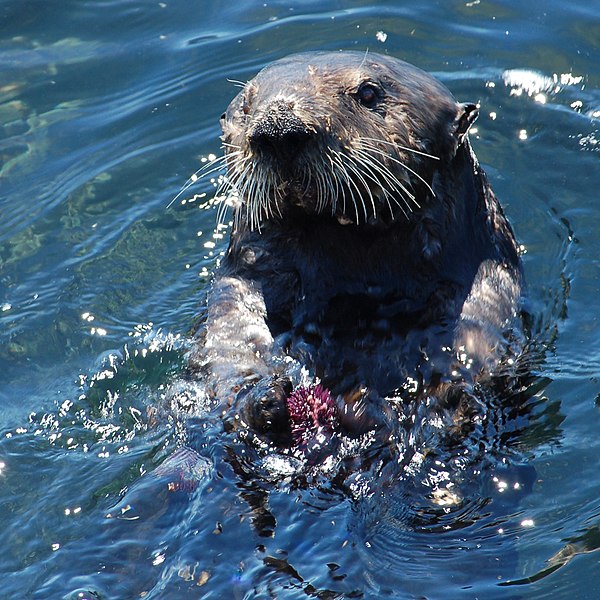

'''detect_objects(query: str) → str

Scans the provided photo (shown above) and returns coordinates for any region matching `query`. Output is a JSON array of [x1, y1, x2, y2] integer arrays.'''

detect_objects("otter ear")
[[455, 102, 479, 143]]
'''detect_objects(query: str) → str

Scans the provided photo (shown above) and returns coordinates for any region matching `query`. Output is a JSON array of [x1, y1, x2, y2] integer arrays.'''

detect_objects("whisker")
[[353, 145, 415, 197], [332, 151, 360, 225], [360, 136, 440, 161], [272, 176, 284, 221], [247, 167, 260, 229], [263, 169, 274, 221], [227, 78, 248, 89], [361, 141, 435, 199], [322, 164, 338, 215], [316, 164, 328, 214], [325, 150, 342, 215], [317, 162, 334, 215], [349, 150, 407, 220], [215, 196, 229, 227], [339, 152, 378, 219], [352, 147, 419, 213], [331, 152, 354, 220], [332, 151, 365, 223]]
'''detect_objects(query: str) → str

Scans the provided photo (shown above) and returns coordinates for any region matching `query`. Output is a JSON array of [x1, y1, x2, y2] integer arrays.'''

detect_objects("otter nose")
[[249, 102, 311, 163]]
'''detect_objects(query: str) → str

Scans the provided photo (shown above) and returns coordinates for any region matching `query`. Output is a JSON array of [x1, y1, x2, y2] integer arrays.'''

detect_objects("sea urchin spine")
[[286, 384, 338, 447]]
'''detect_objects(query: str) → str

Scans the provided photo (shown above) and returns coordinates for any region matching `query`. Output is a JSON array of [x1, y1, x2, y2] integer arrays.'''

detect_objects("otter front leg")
[[454, 259, 523, 373], [189, 275, 276, 407], [189, 275, 296, 441]]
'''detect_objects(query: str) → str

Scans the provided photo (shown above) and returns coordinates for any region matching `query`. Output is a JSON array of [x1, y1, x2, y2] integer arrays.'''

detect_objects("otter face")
[[220, 52, 478, 230]]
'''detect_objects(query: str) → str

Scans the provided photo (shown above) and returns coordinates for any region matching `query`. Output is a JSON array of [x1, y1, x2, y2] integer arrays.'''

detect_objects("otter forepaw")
[[231, 376, 293, 443]]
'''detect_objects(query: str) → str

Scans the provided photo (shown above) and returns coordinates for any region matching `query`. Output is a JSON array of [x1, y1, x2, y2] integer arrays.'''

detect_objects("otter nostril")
[[248, 103, 312, 162], [250, 123, 311, 147], [250, 124, 312, 163]]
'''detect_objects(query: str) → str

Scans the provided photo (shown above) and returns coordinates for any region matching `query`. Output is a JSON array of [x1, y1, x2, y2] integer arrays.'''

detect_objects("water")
[[1, 1, 599, 598]]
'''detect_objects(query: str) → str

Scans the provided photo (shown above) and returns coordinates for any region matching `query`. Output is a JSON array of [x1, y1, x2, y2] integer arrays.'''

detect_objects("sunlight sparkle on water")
[[521, 519, 535, 527]]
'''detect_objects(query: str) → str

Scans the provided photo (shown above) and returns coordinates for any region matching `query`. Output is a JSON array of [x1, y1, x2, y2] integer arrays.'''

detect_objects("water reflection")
[[2, 0, 599, 598]]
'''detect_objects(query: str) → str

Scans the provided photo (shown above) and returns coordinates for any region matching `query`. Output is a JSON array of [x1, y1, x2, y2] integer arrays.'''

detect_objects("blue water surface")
[[1, 1, 599, 598]]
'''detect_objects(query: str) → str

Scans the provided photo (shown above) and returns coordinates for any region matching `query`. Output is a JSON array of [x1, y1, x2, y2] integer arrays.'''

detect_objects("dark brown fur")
[[188, 52, 523, 441]]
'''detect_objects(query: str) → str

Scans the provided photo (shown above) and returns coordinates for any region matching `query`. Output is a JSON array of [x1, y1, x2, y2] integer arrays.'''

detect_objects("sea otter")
[[188, 51, 523, 446]]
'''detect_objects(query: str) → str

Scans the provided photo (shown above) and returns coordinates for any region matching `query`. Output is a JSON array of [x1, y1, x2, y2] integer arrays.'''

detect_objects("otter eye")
[[357, 83, 380, 108], [220, 112, 226, 122], [242, 98, 251, 115]]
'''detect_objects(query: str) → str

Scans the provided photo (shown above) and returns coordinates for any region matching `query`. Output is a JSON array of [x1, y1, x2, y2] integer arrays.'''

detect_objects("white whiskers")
[[169, 134, 440, 230]]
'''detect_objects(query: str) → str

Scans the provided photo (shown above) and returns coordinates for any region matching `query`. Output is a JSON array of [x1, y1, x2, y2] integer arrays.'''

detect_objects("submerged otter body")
[[189, 51, 523, 443]]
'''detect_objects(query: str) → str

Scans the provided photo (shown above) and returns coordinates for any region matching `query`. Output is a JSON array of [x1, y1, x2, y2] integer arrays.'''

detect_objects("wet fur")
[[188, 51, 523, 441]]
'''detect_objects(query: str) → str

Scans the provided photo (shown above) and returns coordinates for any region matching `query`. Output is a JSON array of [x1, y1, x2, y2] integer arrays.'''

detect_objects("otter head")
[[220, 52, 478, 230]]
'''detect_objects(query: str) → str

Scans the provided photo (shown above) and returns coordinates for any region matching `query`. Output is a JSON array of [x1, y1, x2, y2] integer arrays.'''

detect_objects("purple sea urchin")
[[286, 384, 339, 447]]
